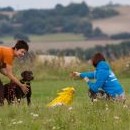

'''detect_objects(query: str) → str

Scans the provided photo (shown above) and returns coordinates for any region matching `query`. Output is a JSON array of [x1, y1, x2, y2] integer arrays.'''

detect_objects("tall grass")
[[12, 55, 130, 80], [111, 56, 130, 77]]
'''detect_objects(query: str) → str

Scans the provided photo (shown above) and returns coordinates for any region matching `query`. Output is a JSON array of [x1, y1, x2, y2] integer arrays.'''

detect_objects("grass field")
[[0, 33, 85, 43], [0, 78, 130, 130]]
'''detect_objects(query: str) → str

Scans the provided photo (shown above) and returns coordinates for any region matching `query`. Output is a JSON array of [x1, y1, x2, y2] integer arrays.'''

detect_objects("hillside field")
[[1, 33, 125, 52], [92, 6, 130, 35], [1, 6, 130, 52]]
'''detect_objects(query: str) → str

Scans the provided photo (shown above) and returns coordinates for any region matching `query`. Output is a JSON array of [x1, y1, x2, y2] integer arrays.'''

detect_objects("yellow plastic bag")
[[47, 87, 75, 107]]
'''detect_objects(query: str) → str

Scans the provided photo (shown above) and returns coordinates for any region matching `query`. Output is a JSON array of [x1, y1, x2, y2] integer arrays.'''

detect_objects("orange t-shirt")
[[0, 46, 14, 67]]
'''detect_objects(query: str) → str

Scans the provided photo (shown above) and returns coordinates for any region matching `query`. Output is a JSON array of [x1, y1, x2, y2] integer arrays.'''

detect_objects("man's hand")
[[20, 84, 29, 94], [70, 71, 81, 77]]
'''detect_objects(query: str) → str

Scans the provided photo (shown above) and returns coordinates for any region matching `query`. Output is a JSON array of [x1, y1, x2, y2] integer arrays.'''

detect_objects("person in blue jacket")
[[72, 52, 125, 102]]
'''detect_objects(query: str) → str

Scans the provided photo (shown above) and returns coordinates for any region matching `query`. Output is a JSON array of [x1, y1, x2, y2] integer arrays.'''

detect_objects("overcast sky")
[[0, 0, 130, 10]]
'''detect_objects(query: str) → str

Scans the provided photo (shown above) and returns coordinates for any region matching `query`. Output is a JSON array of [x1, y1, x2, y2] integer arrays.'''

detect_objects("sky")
[[0, 0, 130, 10]]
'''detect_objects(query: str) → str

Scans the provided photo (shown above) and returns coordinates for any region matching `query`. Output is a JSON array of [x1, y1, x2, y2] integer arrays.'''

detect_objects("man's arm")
[[0, 69, 7, 76], [0, 64, 28, 94], [86, 70, 108, 93]]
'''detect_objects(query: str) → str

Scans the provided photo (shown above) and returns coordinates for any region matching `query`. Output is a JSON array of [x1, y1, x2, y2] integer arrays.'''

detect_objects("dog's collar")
[[20, 80, 31, 86]]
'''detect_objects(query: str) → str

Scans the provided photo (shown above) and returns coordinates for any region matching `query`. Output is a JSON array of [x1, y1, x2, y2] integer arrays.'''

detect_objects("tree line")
[[0, 2, 118, 39], [47, 41, 130, 61]]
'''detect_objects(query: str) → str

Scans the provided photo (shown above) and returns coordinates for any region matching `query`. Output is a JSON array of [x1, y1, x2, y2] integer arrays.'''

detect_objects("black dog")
[[4, 71, 34, 105], [88, 89, 111, 102]]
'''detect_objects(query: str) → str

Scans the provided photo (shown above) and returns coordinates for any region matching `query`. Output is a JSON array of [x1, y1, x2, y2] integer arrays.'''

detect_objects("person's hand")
[[70, 71, 81, 77], [20, 84, 29, 94], [84, 77, 89, 82]]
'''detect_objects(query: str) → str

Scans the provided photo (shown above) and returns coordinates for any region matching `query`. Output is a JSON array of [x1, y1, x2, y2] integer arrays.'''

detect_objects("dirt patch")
[[4, 39, 124, 52], [92, 6, 130, 35], [29, 39, 124, 52]]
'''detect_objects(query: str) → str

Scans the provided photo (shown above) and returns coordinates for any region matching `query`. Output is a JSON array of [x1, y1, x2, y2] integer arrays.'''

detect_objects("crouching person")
[[72, 52, 126, 103], [0, 40, 29, 105]]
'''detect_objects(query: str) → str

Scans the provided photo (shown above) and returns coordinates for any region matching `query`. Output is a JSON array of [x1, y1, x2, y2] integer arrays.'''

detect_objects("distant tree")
[[0, 2, 120, 37], [0, 6, 14, 11], [47, 41, 130, 61], [0, 40, 4, 44], [91, 7, 119, 19], [79, 22, 92, 34], [55, 4, 64, 10], [61, 2, 89, 17], [111, 32, 130, 40], [0, 22, 13, 35], [81, 22, 93, 37], [13, 9, 47, 23], [22, 20, 46, 34], [92, 27, 108, 38], [0, 14, 9, 20], [62, 21, 78, 32], [14, 33, 30, 42]]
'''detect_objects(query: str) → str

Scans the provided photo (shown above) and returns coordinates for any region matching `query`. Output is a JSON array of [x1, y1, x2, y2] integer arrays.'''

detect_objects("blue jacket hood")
[[96, 61, 110, 70]]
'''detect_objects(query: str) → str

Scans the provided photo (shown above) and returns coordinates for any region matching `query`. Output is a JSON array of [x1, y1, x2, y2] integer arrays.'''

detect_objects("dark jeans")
[[0, 80, 4, 105]]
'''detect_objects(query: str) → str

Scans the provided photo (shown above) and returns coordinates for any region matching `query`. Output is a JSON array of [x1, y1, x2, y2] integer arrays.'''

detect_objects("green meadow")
[[0, 60, 130, 130], [1, 33, 85, 43]]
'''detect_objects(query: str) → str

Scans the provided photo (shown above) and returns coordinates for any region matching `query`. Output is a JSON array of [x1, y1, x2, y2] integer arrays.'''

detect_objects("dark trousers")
[[0, 80, 4, 105]]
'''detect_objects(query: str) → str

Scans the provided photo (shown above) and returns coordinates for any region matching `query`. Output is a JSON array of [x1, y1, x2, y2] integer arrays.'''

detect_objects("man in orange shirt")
[[0, 40, 29, 105]]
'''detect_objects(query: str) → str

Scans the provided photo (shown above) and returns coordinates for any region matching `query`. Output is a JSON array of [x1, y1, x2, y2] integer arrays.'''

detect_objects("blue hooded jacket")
[[80, 61, 124, 97]]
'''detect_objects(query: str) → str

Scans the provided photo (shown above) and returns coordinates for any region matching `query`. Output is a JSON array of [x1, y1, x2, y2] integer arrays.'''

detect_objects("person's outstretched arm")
[[0, 64, 29, 94], [86, 70, 108, 93], [71, 71, 95, 79]]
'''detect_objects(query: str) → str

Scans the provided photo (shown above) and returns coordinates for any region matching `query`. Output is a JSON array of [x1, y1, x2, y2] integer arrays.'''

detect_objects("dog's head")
[[88, 89, 110, 102], [21, 71, 34, 81], [88, 89, 97, 101]]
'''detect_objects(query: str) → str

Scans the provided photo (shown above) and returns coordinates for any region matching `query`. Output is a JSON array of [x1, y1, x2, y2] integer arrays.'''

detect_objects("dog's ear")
[[21, 71, 26, 78], [29, 71, 33, 74]]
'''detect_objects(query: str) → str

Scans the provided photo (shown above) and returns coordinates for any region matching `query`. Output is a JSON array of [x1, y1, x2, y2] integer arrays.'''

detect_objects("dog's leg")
[[3, 84, 11, 105], [7, 85, 16, 105], [26, 87, 31, 105], [27, 96, 31, 105], [0, 80, 4, 106], [7, 86, 12, 105], [20, 71, 33, 105], [88, 89, 97, 102], [15, 87, 22, 104]]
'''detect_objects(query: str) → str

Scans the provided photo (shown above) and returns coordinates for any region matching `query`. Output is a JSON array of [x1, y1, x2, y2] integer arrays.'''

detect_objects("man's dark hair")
[[91, 52, 105, 67], [13, 40, 29, 51]]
